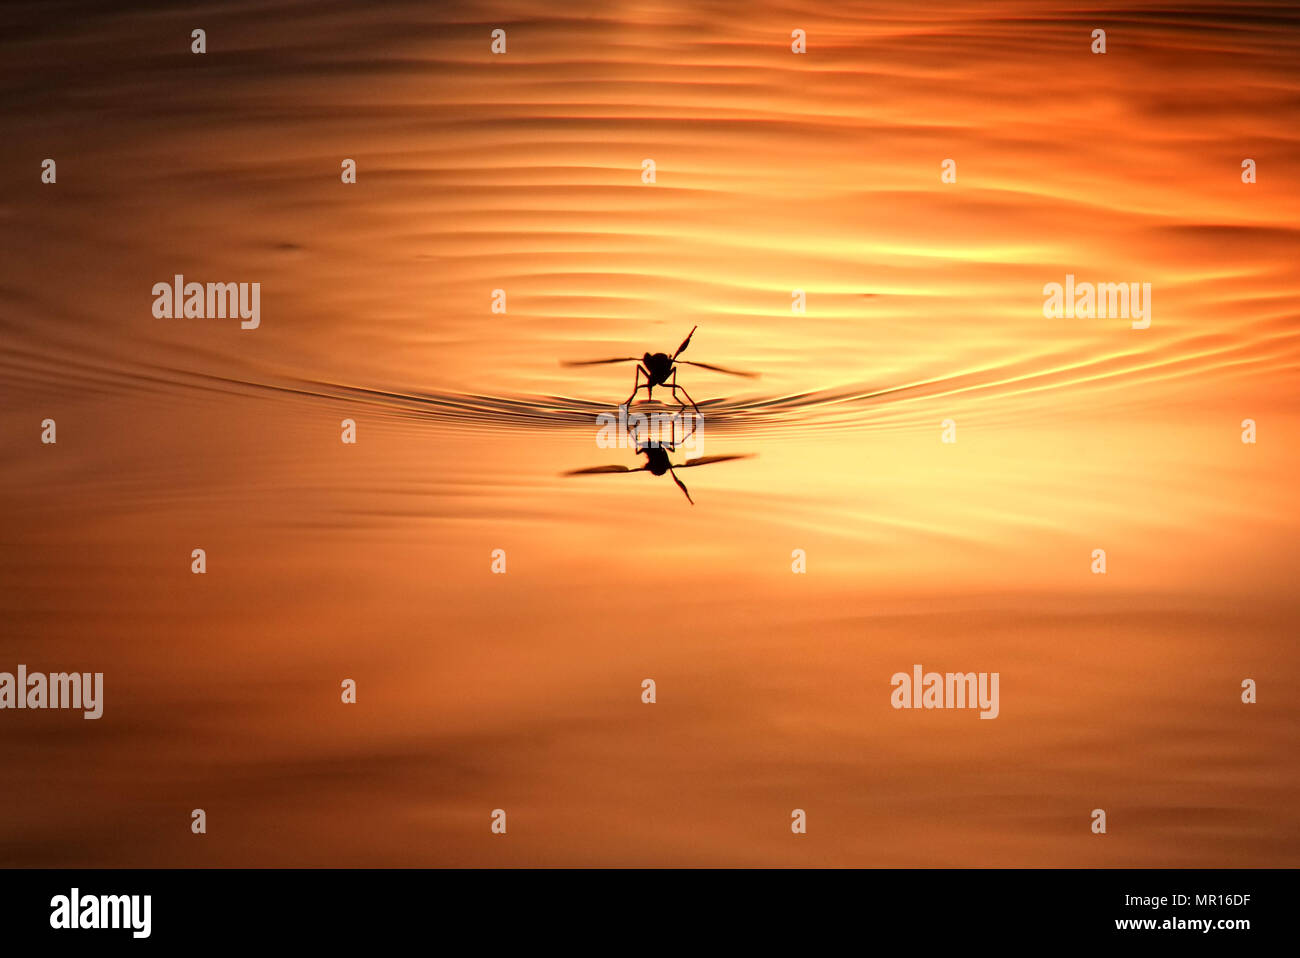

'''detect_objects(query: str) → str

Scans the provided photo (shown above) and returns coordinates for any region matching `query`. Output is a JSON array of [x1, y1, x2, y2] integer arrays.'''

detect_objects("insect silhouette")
[[563, 326, 757, 412], [563, 442, 752, 505]]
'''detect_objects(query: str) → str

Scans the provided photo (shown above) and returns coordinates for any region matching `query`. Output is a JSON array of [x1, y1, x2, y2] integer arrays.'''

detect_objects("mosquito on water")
[[563, 326, 757, 412]]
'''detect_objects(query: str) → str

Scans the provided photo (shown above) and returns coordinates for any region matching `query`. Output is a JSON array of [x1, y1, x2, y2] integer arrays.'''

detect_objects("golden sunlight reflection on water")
[[1, 0, 1298, 864]]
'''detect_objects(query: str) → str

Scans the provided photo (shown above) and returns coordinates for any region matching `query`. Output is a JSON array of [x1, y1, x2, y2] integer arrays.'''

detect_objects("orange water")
[[1, 0, 1298, 865]]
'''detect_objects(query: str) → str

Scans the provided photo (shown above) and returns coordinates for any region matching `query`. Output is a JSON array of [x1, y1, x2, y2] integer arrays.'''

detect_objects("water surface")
[[1, 0, 1298, 865]]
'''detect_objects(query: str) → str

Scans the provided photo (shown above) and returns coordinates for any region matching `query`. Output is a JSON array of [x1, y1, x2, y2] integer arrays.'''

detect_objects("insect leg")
[[668, 369, 700, 415], [667, 467, 694, 505], [623, 365, 649, 409]]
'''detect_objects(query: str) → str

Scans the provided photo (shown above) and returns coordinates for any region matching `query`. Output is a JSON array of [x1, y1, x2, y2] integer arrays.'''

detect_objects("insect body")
[[563, 326, 757, 412]]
